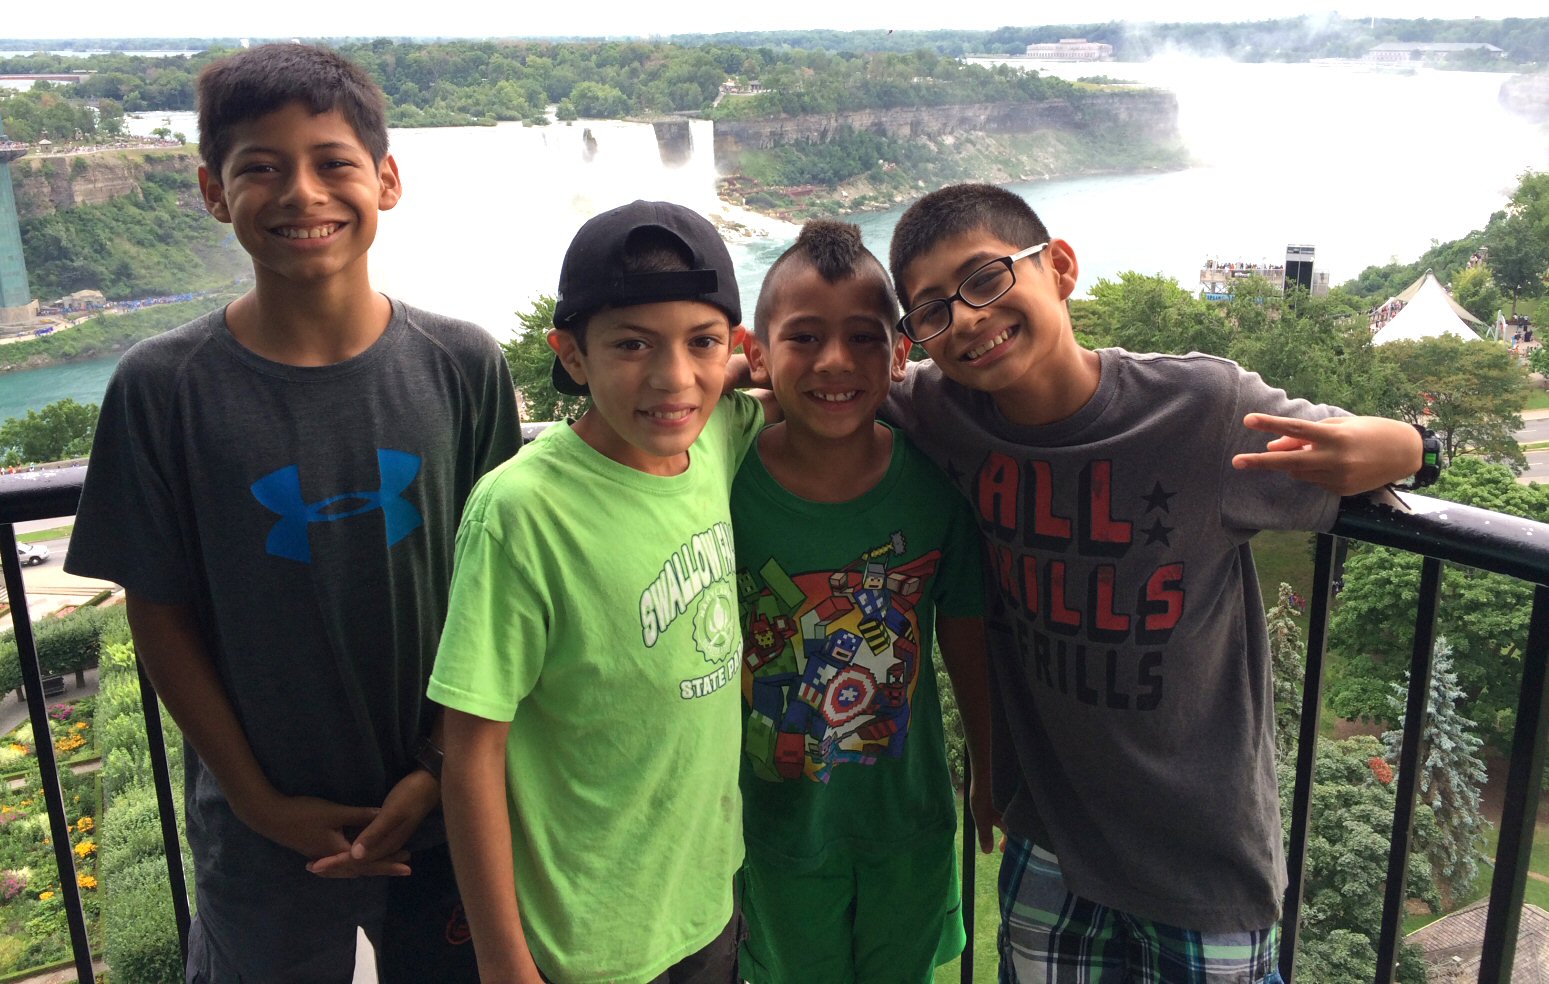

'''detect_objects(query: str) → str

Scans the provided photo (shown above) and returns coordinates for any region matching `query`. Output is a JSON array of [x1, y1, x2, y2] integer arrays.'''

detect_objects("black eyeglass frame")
[[897, 242, 1051, 343]]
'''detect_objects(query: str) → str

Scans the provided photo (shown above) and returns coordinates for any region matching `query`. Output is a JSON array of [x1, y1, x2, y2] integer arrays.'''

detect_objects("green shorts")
[[738, 828, 964, 984]]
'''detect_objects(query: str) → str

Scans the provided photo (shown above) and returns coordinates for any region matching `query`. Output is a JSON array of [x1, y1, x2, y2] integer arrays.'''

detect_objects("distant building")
[[1407, 898, 1549, 982], [1365, 42, 1505, 63], [1023, 39, 1113, 62]]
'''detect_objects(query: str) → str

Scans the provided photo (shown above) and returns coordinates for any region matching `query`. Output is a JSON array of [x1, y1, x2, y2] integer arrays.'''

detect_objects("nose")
[[277, 167, 326, 208], [814, 336, 854, 373], [649, 344, 696, 392]]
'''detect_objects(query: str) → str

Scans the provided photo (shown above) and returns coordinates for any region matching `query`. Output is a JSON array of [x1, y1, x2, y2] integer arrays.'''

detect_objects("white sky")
[[4, 0, 1547, 43]]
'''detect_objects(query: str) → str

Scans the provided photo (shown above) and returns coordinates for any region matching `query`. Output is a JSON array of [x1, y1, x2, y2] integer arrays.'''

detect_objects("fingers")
[[307, 850, 412, 879], [1242, 413, 1330, 439], [350, 811, 414, 862]]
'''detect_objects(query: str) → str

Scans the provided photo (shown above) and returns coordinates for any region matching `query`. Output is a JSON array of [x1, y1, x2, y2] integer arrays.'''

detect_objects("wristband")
[[413, 737, 444, 782], [1404, 425, 1442, 490]]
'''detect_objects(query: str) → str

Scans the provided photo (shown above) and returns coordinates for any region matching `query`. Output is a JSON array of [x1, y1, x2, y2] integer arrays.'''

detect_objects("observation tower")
[[0, 112, 38, 326]]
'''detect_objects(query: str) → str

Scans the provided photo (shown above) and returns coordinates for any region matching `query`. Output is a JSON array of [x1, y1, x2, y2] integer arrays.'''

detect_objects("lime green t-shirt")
[[429, 392, 762, 984]]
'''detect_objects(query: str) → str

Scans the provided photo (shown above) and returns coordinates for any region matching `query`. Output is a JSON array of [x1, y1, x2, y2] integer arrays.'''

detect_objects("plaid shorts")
[[997, 837, 1283, 984]]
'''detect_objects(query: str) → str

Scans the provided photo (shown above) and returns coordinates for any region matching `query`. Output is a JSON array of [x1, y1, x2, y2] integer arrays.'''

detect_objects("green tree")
[[1328, 457, 1549, 749], [1449, 264, 1503, 325], [0, 398, 98, 464], [501, 295, 589, 423], [1268, 582, 1306, 761], [1084, 272, 1231, 356], [1281, 735, 1436, 984], [1381, 638, 1490, 900], [1372, 335, 1527, 470]]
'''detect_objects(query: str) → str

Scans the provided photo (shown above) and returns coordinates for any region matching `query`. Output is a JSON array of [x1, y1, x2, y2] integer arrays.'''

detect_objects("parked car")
[[16, 542, 49, 566]]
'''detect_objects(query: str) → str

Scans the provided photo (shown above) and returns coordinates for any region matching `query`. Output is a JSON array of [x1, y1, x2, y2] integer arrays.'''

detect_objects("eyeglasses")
[[897, 243, 1050, 343]]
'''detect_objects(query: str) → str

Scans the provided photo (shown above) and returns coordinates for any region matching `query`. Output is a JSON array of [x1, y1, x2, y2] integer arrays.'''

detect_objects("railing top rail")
[[1335, 488, 1549, 586], [0, 464, 87, 525]]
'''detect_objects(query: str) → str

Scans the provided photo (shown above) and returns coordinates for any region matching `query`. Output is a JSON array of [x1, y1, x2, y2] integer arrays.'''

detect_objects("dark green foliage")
[[501, 295, 589, 423], [0, 397, 97, 465], [19, 165, 248, 301], [1343, 232, 1489, 303], [0, 605, 109, 695]]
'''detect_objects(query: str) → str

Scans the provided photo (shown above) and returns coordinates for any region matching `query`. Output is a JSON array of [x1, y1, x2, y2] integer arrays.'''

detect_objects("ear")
[[889, 331, 910, 382], [197, 166, 231, 223], [547, 329, 587, 389], [376, 154, 402, 212], [743, 331, 772, 387], [1047, 239, 1079, 302]]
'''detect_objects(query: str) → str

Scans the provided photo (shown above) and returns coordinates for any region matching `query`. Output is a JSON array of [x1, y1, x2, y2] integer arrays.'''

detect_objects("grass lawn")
[[16, 524, 71, 543], [1404, 822, 1549, 934], [1524, 387, 1549, 412], [1251, 529, 1316, 617], [935, 828, 1000, 983]]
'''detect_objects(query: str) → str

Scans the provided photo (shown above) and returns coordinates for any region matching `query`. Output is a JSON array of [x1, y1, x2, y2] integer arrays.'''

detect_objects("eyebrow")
[[602, 319, 729, 336], [914, 251, 1005, 300], [231, 141, 363, 158]]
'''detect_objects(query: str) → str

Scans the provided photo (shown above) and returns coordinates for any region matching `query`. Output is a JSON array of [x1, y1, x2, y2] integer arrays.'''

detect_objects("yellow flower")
[[75, 817, 94, 833], [76, 874, 97, 890], [8, 743, 26, 756], [73, 721, 88, 731], [55, 734, 86, 754], [73, 839, 95, 859], [38, 890, 53, 900]]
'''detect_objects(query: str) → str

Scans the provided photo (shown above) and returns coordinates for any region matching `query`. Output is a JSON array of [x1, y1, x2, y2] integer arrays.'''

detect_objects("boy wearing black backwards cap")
[[430, 200, 765, 983], [65, 44, 520, 982]]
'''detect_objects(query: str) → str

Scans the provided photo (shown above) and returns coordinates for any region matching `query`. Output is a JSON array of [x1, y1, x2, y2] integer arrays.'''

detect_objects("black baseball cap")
[[550, 200, 742, 396]]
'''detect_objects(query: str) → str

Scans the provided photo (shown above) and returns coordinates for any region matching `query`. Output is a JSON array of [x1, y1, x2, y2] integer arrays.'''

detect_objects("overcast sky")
[[5, 0, 1547, 43]]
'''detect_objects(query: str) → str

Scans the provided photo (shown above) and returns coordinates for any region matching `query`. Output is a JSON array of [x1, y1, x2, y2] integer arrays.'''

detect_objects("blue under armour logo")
[[250, 449, 424, 564]]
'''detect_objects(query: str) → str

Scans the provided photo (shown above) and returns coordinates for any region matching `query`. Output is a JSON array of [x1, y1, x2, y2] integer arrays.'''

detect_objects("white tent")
[[1371, 271, 1484, 346]]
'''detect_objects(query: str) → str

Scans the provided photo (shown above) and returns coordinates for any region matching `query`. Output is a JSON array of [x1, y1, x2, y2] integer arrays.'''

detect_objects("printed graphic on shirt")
[[250, 448, 423, 564], [737, 533, 940, 783], [635, 521, 743, 700], [963, 452, 1183, 712]]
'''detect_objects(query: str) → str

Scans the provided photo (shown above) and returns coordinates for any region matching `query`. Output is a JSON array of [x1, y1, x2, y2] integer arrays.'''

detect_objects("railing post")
[[136, 658, 191, 964], [1374, 556, 1444, 983], [1, 523, 96, 984], [1280, 532, 1341, 984], [1477, 584, 1549, 983], [961, 748, 974, 984]]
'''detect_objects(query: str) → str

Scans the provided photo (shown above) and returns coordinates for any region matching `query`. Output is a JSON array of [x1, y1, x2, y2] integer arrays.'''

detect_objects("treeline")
[[0, 298, 232, 373], [0, 86, 126, 142], [20, 169, 247, 300]]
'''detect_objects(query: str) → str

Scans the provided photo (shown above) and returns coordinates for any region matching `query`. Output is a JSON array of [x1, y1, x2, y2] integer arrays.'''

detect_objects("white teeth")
[[278, 225, 338, 239], [964, 329, 1012, 361], [644, 409, 693, 420], [814, 391, 857, 403]]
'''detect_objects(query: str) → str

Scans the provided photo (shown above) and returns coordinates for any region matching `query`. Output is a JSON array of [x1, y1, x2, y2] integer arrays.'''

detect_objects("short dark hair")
[[197, 43, 389, 180], [888, 184, 1050, 308], [559, 226, 696, 354], [755, 220, 898, 342]]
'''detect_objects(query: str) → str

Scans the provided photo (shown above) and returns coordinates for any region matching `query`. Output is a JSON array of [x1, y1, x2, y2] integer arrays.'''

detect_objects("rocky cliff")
[[712, 91, 1179, 171], [8, 147, 200, 220]]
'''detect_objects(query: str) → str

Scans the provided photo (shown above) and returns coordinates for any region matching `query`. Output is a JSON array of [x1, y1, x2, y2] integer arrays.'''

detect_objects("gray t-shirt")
[[885, 348, 1342, 933], [66, 299, 521, 882]]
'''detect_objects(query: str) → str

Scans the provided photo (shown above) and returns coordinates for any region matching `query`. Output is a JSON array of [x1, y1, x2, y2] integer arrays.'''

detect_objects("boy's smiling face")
[[749, 266, 907, 444], [549, 299, 738, 476], [901, 231, 1081, 402], [198, 100, 400, 291]]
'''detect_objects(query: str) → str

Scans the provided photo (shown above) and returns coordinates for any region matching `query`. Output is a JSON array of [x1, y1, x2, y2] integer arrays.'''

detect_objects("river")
[[2, 58, 1547, 422]]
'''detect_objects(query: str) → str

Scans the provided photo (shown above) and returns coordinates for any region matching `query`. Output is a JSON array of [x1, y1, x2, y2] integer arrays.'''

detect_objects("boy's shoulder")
[[395, 300, 505, 365]]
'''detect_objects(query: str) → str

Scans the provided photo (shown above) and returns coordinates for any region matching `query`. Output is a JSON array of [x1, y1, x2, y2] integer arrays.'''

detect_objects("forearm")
[[442, 709, 542, 983], [124, 593, 279, 823], [937, 616, 993, 777]]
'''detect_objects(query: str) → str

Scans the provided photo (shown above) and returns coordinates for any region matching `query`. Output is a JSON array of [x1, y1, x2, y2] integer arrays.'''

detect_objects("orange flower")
[[38, 890, 54, 900], [73, 839, 95, 859], [75, 816, 94, 833], [77, 874, 97, 890]]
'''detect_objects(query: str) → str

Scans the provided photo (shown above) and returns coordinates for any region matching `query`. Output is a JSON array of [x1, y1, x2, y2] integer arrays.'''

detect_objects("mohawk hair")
[[754, 220, 898, 340]]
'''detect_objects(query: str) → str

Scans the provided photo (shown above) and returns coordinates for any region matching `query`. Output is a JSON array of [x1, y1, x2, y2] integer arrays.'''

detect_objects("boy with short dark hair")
[[734, 220, 996, 983], [884, 183, 1428, 982], [430, 200, 764, 984], [65, 43, 520, 982]]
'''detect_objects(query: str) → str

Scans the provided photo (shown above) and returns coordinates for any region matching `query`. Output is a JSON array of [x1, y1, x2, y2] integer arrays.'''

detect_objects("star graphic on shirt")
[[1141, 482, 1176, 513], [1142, 518, 1174, 546], [945, 460, 964, 485]]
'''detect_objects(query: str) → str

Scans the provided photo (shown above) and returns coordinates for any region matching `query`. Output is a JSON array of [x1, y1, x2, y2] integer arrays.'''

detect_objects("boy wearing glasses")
[[883, 184, 1430, 983], [733, 221, 996, 983]]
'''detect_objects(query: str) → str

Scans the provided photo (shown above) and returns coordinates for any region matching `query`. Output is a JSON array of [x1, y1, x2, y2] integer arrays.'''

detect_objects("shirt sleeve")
[[477, 348, 524, 473], [1219, 367, 1346, 534], [931, 485, 987, 619], [429, 496, 548, 722], [63, 350, 196, 604]]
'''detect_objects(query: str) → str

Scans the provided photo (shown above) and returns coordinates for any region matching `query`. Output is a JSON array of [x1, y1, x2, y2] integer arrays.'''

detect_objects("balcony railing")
[[4, 466, 1546, 983]]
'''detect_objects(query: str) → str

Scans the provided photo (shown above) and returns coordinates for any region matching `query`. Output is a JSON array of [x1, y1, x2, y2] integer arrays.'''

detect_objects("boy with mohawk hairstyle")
[[430, 200, 765, 984], [884, 183, 1433, 982], [66, 43, 520, 982], [735, 220, 996, 983]]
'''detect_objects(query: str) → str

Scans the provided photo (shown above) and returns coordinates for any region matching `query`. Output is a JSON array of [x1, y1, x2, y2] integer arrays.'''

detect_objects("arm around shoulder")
[[936, 614, 999, 853]]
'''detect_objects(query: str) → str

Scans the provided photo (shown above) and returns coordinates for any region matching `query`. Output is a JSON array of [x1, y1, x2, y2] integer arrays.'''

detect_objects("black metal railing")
[[5, 468, 1546, 984]]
